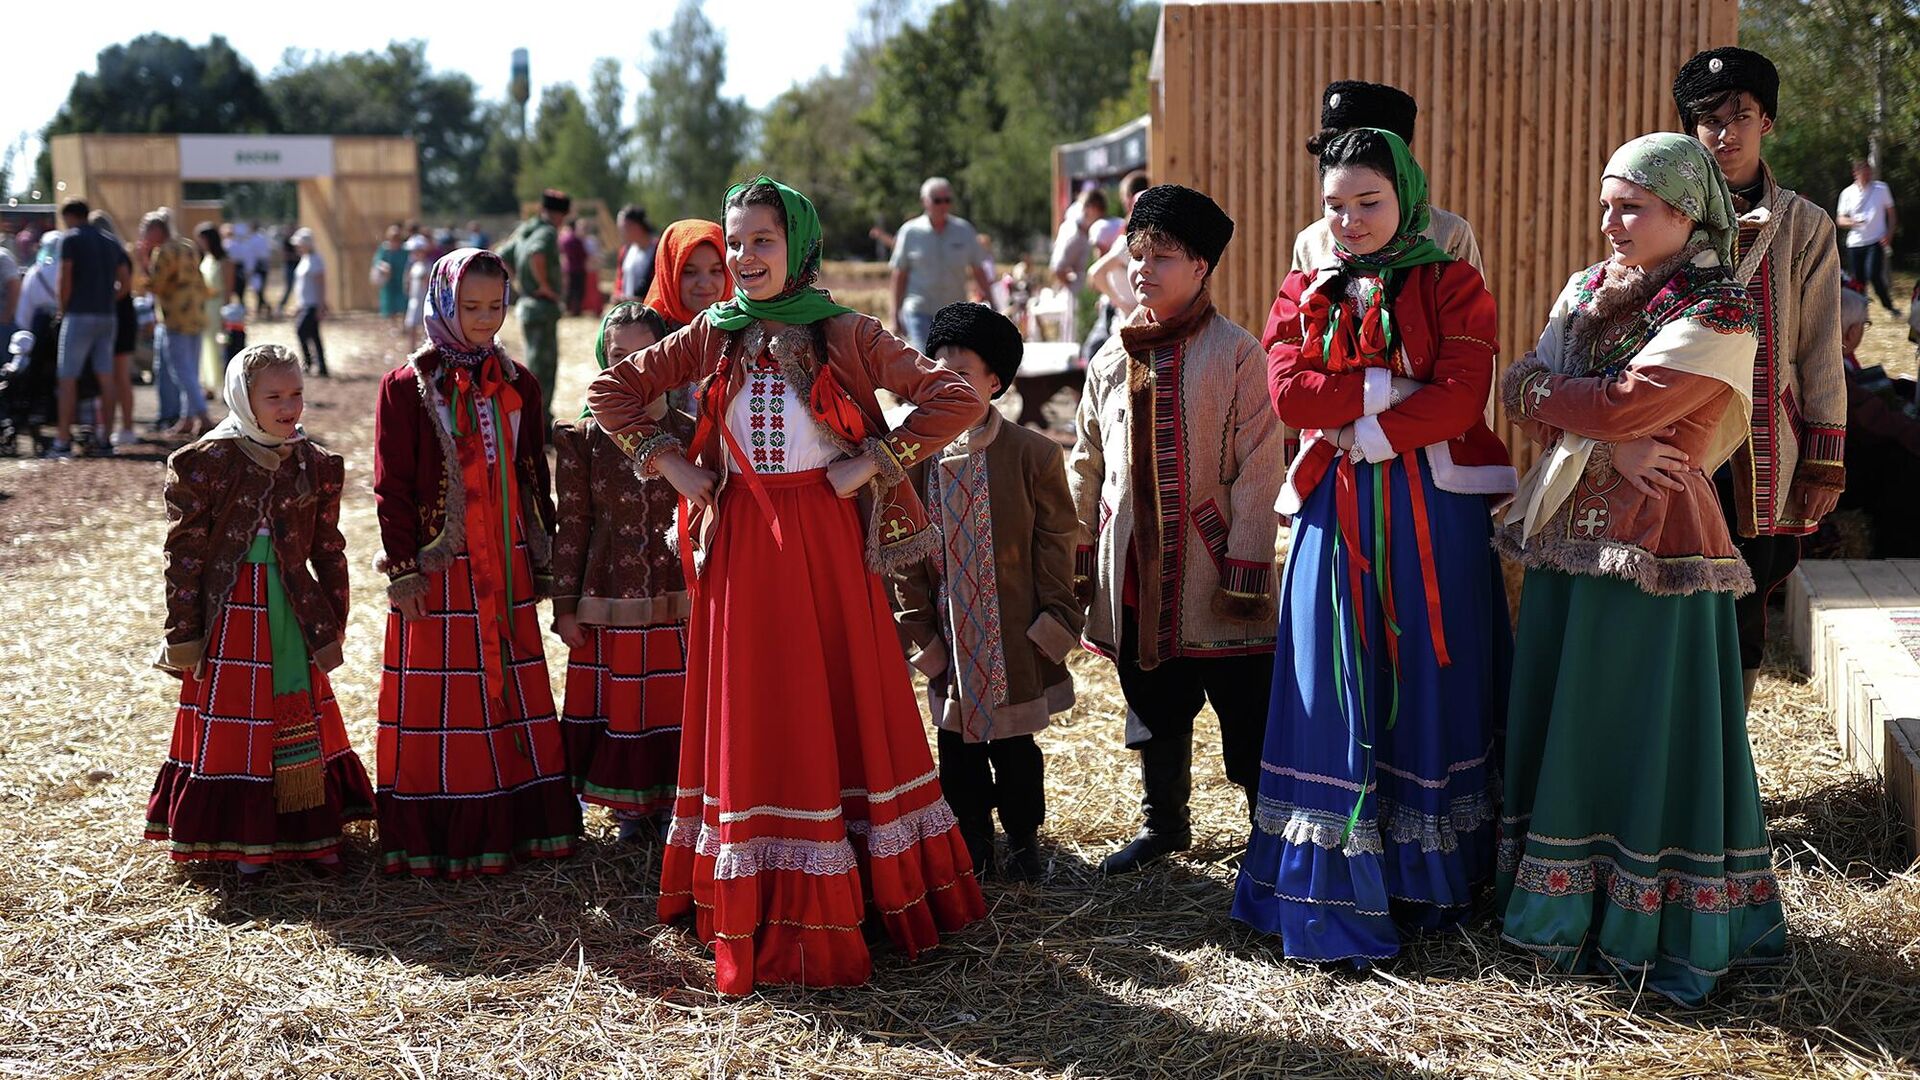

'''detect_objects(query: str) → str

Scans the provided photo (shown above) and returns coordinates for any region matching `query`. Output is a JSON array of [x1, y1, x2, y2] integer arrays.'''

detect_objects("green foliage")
[[1744, 0, 1920, 256], [518, 81, 628, 212], [850, 0, 1157, 255], [754, 75, 876, 256], [269, 42, 488, 215], [1090, 48, 1153, 137], [631, 0, 753, 223], [469, 102, 527, 216]]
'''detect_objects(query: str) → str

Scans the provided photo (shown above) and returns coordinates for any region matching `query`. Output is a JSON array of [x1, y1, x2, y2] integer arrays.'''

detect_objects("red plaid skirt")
[[145, 563, 374, 863], [376, 544, 581, 877], [660, 470, 985, 995], [561, 621, 685, 814]]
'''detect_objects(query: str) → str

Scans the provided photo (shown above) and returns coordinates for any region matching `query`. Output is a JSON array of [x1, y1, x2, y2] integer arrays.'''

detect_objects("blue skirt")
[[1232, 449, 1510, 962]]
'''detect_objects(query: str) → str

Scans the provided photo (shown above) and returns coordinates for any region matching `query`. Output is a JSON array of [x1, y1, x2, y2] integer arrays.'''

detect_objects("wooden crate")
[[1151, 0, 1740, 473]]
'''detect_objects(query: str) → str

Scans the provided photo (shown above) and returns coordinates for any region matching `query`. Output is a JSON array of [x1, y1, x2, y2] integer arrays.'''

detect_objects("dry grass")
[[2, 311, 1918, 1079]]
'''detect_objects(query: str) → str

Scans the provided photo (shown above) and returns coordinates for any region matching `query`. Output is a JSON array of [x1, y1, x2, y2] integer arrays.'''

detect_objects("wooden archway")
[[50, 133, 420, 312]]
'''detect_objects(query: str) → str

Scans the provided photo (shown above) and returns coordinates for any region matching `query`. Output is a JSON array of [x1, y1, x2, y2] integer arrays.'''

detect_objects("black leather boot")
[[1101, 735, 1193, 875]]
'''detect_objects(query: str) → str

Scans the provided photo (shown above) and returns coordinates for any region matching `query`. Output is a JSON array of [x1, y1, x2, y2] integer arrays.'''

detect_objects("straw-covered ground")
[[3, 289, 1918, 1078]]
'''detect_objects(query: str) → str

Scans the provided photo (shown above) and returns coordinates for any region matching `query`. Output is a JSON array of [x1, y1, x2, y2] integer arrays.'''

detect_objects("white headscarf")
[[205, 345, 304, 458]]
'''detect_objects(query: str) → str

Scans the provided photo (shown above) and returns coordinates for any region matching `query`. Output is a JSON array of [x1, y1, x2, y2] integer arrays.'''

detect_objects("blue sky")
[[5, 0, 874, 178]]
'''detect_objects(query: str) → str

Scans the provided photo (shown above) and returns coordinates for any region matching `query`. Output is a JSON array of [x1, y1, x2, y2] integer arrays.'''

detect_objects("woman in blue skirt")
[[1233, 128, 1516, 964]]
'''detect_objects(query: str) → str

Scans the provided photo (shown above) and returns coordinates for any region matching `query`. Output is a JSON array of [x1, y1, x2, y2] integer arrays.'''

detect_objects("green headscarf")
[[705, 176, 855, 331], [1329, 127, 1451, 273], [582, 299, 651, 418], [1601, 132, 1739, 268]]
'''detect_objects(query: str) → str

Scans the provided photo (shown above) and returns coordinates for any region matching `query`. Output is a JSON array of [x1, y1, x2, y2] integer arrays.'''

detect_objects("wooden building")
[[50, 134, 420, 312], [1149, 0, 1741, 467]]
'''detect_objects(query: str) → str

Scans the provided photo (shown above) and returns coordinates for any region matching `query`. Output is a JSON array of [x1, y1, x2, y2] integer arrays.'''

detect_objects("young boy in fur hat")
[[891, 301, 1082, 881], [1612, 46, 1846, 705], [1066, 184, 1284, 875]]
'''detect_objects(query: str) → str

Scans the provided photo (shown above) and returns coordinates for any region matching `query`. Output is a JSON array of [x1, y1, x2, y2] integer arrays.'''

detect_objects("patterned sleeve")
[[311, 451, 350, 625]]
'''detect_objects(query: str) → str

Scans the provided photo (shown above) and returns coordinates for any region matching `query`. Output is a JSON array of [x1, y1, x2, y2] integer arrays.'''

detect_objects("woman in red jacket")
[[1232, 129, 1516, 964]]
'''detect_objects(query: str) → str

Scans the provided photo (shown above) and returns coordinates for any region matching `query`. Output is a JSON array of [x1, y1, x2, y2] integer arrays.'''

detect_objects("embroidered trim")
[[1509, 852, 1780, 915], [627, 432, 682, 479], [1220, 558, 1270, 596], [1255, 790, 1495, 856], [846, 799, 962, 860], [1442, 334, 1498, 351]]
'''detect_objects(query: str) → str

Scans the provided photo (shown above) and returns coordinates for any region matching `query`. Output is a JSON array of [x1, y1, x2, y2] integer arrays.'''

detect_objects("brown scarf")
[[1120, 288, 1217, 356], [1119, 288, 1216, 669]]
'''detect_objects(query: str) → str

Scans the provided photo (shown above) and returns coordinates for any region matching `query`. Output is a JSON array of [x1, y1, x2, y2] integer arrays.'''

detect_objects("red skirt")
[[660, 469, 985, 995], [376, 544, 581, 878], [561, 621, 686, 814], [145, 563, 375, 863]]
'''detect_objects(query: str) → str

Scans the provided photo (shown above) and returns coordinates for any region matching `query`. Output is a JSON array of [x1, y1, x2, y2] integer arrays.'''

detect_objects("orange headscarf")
[[642, 219, 733, 328]]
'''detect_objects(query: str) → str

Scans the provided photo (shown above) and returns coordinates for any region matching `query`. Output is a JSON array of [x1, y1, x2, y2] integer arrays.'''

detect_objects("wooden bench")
[[1787, 560, 1920, 856]]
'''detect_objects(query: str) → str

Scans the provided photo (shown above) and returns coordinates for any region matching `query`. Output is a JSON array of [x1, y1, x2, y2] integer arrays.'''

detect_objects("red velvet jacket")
[[1263, 260, 1514, 513], [373, 346, 557, 599]]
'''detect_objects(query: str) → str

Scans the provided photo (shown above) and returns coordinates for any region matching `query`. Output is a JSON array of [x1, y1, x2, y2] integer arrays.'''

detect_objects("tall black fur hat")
[[1126, 184, 1234, 273], [1674, 48, 1779, 128], [925, 302, 1023, 399]]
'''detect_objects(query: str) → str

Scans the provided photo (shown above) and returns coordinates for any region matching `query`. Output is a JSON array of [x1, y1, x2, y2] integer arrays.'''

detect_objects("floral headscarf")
[[424, 247, 512, 368], [1602, 133, 1739, 268]]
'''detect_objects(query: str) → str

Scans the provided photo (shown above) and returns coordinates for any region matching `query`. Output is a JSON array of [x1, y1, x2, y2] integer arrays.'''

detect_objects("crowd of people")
[[118, 43, 1920, 1006]]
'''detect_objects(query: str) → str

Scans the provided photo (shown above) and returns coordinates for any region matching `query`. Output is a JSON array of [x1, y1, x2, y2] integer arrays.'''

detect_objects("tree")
[[269, 42, 488, 215], [38, 34, 279, 189], [631, 0, 753, 223], [967, 0, 1158, 247], [852, 0, 1158, 253], [851, 0, 999, 238], [517, 83, 627, 211], [588, 59, 632, 192], [1744, 0, 1920, 258], [469, 101, 527, 216], [745, 0, 913, 257]]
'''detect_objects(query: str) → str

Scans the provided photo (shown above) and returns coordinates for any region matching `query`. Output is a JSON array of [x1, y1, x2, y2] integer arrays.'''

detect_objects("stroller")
[[0, 318, 104, 457]]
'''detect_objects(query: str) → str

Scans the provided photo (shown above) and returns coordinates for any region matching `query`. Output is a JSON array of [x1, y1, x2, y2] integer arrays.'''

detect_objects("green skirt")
[[1496, 569, 1787, 1004]]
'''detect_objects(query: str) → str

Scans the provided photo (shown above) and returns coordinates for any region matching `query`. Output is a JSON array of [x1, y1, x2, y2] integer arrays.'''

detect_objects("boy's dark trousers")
[[1113, 613, 1271, 847], [936, 728, 1045, 857]]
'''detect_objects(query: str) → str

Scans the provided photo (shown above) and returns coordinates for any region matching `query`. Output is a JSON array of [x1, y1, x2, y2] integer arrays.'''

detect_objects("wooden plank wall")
[[300, 137, 421, 312], [1152, 0, 1740, 470], [51, 134, 184, 241]]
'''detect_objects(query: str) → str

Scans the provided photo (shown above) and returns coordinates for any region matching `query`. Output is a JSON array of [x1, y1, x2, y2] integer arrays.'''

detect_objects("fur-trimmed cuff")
[[1353, 415, 1396, 464], [152, 636, 206, 674], [862, 435, 909, 489], [908, 635, 949, 679], [1026, 611, 1079, 665], [1501, 353, 1549, 415], [1792, 460, 1846, 491], [387, 572, 430, 604], [1362, 367, 1392, 416], [1212, 586, 1276, 625]]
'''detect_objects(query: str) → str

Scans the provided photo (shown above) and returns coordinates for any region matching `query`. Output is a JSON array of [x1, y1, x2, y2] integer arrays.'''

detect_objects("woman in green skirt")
[[1493, 133, 1787, 1004]]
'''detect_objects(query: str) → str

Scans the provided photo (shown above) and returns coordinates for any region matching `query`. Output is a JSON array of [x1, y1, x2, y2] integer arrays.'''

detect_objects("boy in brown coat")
[[893, 302, 1082, 880]]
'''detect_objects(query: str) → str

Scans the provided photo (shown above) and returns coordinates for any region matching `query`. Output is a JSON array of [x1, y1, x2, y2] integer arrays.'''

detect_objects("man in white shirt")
[[1837, 158, 1900, 314]]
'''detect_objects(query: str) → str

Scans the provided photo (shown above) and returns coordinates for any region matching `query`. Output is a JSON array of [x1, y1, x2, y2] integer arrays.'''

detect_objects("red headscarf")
[[642, 219, 733, 328]]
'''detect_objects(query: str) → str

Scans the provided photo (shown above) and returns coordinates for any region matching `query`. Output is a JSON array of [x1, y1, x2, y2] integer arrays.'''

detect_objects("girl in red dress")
[[587, 177, 987, 994], [372, 248, 582, 878], [148, 344, 373, 879]]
